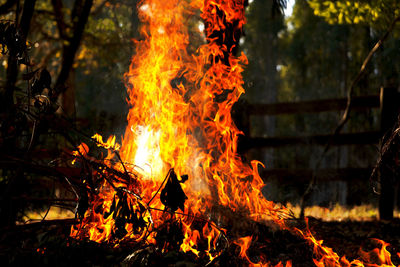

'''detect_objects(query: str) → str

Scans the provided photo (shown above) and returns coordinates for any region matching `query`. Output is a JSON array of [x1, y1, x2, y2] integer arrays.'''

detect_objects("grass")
[[22, 206, 75, 223], [287, 203, 400, 221], [21, 203, 400, 223]]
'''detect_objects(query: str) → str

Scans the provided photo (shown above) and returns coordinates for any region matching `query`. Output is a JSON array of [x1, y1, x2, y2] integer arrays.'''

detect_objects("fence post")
[[379, 87, 400, 220]]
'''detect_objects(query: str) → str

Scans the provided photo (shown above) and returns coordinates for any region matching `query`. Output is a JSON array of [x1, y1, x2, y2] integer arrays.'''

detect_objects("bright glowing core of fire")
[[131, 125, 163, 179]]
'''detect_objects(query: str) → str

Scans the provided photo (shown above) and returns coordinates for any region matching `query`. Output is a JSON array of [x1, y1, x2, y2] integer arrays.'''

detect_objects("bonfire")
[[68, 0, 396, 266]]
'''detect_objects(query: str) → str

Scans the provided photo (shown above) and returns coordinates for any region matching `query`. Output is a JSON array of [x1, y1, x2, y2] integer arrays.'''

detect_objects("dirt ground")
[[307, 217, 400, 265]]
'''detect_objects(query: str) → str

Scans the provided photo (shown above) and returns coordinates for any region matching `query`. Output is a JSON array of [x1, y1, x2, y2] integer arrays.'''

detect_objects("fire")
[[132, 126, 163, 178], [295, 219, 396, 267], [234, 235, 252, 258], [70, 0, 397, 265], [358, 239, 394, 266]]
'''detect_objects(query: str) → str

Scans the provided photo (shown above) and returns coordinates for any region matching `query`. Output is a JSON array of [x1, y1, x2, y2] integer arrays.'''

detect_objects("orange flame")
[[358, 239, 394, 267], [295, 218, 396, 267], [234, 235, 252, 259], [233, 236, 293, 267], [71, 142, 89, 164]]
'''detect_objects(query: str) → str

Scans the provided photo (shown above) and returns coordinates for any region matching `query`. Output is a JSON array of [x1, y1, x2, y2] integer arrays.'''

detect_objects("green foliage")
[[307, 0, 400, 26]]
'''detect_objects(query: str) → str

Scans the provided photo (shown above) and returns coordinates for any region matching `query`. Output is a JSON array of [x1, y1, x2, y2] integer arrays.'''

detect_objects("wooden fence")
[[238, 87, 400, 220]]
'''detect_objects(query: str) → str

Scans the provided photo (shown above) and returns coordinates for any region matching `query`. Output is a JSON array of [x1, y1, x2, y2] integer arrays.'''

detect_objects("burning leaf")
[[160, 169, 188, 212]]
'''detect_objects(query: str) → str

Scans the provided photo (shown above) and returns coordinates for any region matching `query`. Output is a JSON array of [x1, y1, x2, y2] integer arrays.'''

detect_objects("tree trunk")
[[0, 0, 37, 227], [54, 0, 93, 120], [55, 0, 93, 88]]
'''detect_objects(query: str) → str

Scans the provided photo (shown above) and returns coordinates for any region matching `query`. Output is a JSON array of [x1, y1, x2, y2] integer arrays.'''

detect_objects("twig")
[[41, 178, 56, 221], [63, 175, 79, 199], [26, 119, 36, 153], [86, 159, 136, 185], [335, 14, 400, 137], [299, 14, 400, 219]]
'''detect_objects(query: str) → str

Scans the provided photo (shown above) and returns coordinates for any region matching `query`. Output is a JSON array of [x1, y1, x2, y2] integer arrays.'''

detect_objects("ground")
[[2, 214, 400, 266]]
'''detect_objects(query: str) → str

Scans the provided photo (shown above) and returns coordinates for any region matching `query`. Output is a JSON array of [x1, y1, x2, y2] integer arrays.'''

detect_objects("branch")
[[335, 15, 400, 138]]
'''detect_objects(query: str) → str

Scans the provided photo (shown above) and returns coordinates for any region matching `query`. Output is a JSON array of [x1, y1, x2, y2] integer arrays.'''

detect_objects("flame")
[[234, 235, 252, 259], [115, 0, 287, 254], [294, 218, 396, 267], [71, 142, 89, 164], [358, 239, 394, 267], [70, 0, 398, 266], [233, 236, 293, 267], [92, 133, 120, 151]]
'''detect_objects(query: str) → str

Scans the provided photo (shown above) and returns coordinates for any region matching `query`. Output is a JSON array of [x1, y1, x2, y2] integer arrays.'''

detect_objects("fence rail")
[[261, 168, 373, 183], [248, 94, 380, 115], [240, 87, 400, 220], [239, 131, 381, 151]]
